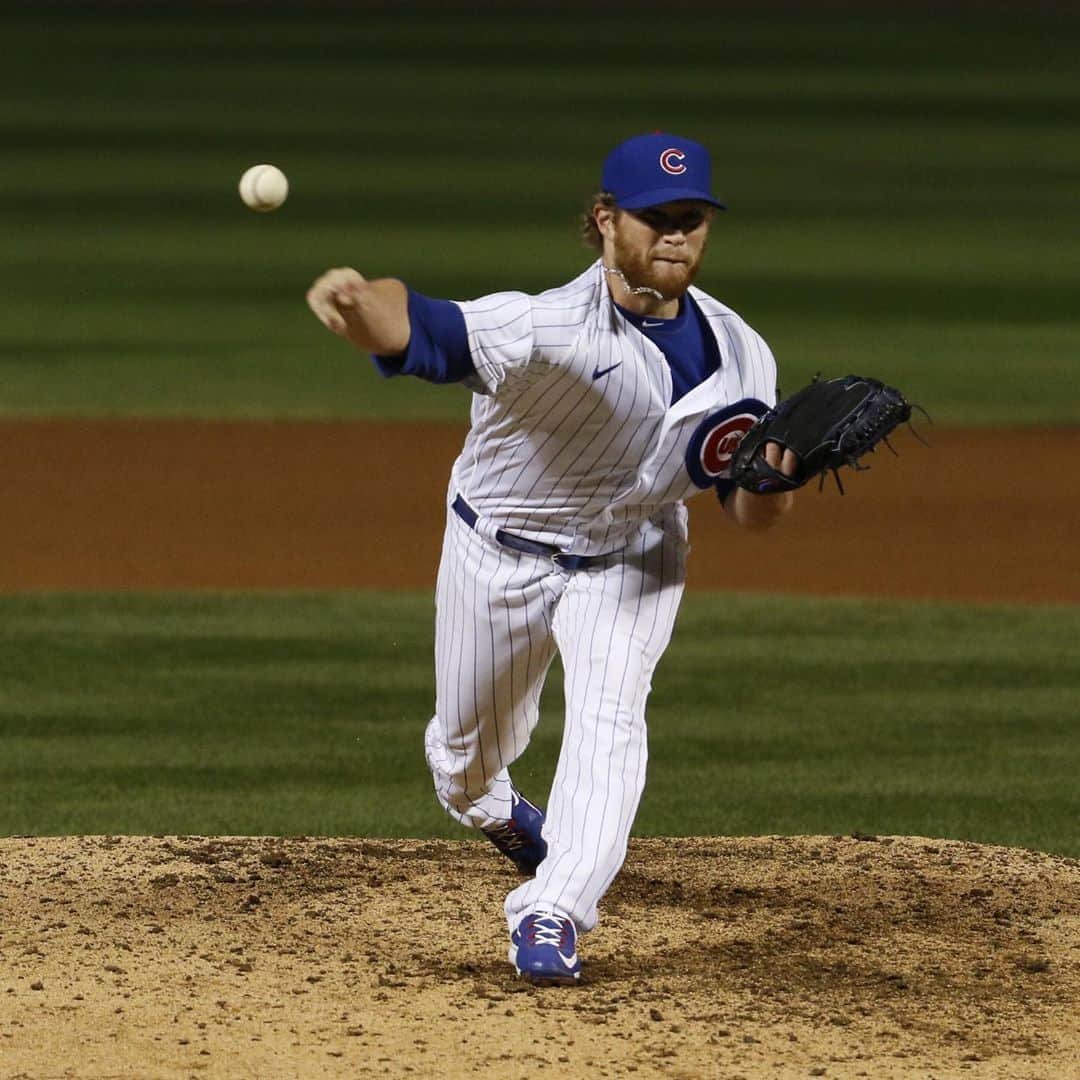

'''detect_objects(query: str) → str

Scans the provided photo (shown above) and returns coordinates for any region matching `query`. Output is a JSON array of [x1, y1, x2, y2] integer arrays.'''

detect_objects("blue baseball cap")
[[602, 132, 725, 210]]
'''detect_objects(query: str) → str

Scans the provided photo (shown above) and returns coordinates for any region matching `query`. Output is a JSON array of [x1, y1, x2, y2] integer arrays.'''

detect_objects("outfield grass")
[[1, 6, 1078, 422], [0, 591, 1075, 856]]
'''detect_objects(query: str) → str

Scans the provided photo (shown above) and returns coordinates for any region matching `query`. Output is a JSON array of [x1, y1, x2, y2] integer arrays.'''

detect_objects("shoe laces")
[[526, 915, 572, 949], [485, 820, 527, 851]]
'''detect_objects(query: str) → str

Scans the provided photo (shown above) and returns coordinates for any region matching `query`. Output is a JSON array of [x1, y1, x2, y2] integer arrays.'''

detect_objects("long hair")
[[581, 191, 617, 251]]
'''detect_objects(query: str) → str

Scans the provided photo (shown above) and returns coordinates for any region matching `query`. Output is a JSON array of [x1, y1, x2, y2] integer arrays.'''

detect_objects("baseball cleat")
[[482, 789, 547, 876], [509, 913, 581, 986]]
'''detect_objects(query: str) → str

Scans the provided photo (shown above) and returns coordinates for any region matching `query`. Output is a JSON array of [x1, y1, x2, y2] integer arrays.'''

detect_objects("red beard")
[[611, 231, 705, 300]]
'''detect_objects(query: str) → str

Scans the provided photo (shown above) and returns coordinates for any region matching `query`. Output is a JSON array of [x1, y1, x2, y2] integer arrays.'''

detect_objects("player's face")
[[609, 200, 714, 299]]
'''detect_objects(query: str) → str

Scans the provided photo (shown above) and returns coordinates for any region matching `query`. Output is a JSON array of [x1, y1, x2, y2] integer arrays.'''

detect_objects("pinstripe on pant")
[[424, 503, 687, 933]]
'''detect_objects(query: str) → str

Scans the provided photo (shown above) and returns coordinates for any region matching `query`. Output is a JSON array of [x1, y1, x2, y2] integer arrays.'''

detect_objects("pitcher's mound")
[[1, 834, 1076, 1078]]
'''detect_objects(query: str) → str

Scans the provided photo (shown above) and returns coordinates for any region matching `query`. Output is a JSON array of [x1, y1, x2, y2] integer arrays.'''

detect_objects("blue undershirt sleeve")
[[371, 289, 474, 383]]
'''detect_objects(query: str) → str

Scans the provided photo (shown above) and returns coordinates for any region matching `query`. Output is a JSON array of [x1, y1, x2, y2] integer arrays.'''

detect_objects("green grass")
[[0, 5, 1078, 421], [0, 591, 1076, 856]]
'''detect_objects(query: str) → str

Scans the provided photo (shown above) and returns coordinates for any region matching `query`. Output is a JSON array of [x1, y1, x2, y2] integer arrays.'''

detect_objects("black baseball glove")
[[729, 374, 916, 494]]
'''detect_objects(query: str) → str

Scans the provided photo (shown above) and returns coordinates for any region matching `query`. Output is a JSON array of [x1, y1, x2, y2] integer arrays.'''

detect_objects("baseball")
[[238, 164, 289, 212]]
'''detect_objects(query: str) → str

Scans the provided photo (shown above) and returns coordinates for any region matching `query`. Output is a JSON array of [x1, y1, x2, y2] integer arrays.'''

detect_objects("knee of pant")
[[423, 715, 458, 776], [425, 732, 485, 797], [432, 781, 501, 831], [439, 785, 482, 818]]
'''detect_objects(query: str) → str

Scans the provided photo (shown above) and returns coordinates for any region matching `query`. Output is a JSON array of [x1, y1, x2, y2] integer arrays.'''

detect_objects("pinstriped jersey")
[[451, 259, 777, 556]]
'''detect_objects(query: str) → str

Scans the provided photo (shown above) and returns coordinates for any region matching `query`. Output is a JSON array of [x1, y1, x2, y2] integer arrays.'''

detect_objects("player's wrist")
[[725, 486, 793, 530]]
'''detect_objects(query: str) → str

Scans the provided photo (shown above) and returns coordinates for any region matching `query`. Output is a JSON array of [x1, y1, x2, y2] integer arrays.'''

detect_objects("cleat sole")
[[518, 971, 580, 987]]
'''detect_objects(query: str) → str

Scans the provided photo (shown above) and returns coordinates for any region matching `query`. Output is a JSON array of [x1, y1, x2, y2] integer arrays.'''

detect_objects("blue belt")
[[452, 494, 613, 571]]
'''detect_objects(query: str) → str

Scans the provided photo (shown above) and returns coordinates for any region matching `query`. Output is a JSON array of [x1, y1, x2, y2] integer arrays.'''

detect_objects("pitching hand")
[[305, 268, 410, 354]]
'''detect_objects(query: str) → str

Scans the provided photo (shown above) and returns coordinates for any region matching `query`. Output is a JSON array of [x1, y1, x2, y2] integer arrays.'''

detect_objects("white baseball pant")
[[423, 503, 687, 933]]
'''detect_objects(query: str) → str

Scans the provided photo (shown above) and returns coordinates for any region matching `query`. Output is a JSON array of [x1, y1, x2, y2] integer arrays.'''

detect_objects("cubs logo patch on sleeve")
[[685, 399, 770, 489]]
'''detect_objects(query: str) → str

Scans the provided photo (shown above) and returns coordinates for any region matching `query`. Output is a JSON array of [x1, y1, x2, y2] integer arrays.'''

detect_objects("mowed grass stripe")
[[0, 592, 1075, 856], [0, 8, 1078, 420]]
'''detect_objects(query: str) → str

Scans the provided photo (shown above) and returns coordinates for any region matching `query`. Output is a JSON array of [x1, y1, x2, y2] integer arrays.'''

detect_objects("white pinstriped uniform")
[[423, 258, 777, 934]]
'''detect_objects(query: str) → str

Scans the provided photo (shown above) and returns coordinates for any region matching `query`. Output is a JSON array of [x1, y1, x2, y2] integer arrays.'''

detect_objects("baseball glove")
[[729, 374, 916, 494]]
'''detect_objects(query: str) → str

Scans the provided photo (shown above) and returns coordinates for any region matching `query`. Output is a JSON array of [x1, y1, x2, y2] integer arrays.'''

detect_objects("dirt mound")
[[0, 835, 1076, 1079]]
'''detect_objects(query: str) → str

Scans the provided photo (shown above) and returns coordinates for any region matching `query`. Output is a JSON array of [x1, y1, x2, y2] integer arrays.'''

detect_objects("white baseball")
[[239, 164, 289, 212]]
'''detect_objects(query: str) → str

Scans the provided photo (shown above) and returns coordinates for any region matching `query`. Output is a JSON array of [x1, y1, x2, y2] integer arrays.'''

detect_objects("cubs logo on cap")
[[659, 148, 688, 176], [602, 132, 726, 211]]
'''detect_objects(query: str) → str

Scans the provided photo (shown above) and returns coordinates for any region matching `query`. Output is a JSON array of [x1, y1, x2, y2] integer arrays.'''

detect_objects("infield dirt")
[[0, 834, 1077, 1079], [2, 420, 1079, 603]]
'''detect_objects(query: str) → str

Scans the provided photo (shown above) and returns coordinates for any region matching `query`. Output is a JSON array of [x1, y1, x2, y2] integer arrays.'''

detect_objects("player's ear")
[[594, 204, 617, 240]]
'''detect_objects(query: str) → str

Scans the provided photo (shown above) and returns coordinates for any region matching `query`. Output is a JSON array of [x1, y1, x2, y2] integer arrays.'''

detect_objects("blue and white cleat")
[[482, 790, 547, 876], [509, 913, 581, 986]]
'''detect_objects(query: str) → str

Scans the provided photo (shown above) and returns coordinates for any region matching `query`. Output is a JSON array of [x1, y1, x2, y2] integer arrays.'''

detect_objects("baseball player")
[[307, 132, 796, 985]]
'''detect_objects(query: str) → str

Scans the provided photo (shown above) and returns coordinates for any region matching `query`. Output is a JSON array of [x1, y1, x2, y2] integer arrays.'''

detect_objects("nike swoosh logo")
[[592, 363, 622, 380], [642, 320, 665, 328], [560, 952, 579, 969]]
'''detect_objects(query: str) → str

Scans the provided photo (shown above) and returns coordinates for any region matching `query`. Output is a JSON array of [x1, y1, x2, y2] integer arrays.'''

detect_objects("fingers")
[[333, 274, 366, 309], [306, 267, 368, 336], [762, 442, 797, 478], [307, 294, 346, 335]]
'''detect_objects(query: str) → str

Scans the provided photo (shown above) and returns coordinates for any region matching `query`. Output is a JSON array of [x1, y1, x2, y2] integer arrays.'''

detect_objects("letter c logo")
[[659, 148, 687, 176]]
